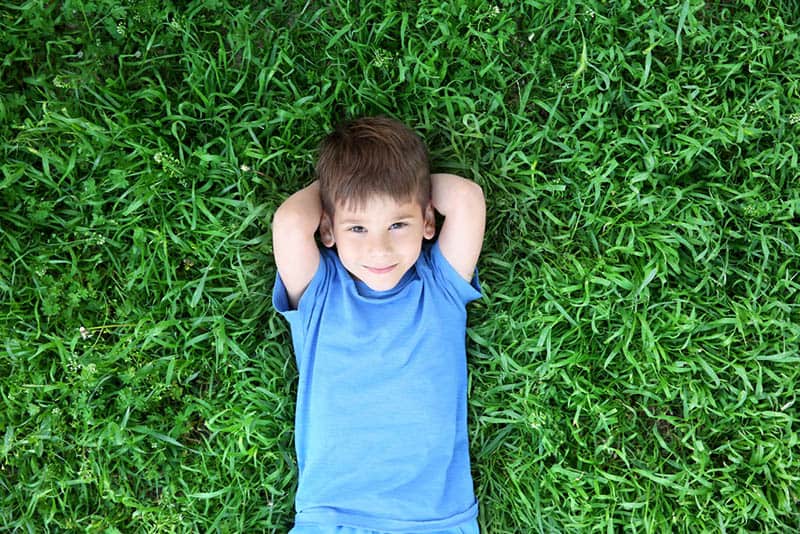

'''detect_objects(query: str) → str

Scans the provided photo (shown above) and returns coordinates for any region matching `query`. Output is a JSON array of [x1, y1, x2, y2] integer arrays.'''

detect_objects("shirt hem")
[[294, 501, 478, 532]]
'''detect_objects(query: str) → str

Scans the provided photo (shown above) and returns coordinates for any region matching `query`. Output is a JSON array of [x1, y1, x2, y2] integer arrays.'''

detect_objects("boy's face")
[[320, 195, 435, 291]]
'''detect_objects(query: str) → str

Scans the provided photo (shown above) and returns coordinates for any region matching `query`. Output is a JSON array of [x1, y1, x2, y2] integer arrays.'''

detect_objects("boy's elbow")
[[272, 204, 313, 236], [271, 204, 291, 232], [463, 180, 485, 209], [445, 180, 484, 219], [472, 180, 485, 199]]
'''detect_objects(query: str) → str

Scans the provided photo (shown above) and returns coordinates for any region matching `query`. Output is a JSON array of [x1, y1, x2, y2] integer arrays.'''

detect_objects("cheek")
[[396, 233, 423, 256], [335, 235, 362, 258]]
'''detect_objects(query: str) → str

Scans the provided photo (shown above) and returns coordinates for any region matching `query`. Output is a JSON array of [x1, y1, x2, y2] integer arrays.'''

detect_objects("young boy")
[[271, 116, 486, 533]]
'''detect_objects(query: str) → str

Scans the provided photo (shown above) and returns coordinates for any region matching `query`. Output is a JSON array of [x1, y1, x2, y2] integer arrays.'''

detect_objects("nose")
[[367, 232, 391, 256]]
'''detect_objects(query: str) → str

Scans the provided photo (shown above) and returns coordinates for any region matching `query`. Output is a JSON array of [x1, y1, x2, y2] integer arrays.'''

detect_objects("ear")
[[319, 212, 335, 247], [423, 203, 436, 240]]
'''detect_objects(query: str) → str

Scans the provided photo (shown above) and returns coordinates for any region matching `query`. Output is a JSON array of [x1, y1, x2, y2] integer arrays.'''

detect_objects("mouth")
[[365, 264, 397, 275]]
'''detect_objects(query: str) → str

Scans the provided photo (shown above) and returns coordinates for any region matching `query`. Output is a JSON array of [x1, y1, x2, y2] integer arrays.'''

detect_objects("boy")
[[271, 116, 486, 533]]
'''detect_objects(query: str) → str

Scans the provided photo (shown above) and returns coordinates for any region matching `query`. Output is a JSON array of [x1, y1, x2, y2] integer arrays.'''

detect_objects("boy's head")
[[316, 116, 435, 291], [316, 116, 431, 217]]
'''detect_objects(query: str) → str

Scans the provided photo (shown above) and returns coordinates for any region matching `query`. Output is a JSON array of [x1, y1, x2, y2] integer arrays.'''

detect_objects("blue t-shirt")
[[273, 242, 482, 532]]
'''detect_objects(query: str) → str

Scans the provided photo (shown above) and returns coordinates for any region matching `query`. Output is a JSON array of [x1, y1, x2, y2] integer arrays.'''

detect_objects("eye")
[[348, 225, 367, 233], [389, 222, 408, 230]]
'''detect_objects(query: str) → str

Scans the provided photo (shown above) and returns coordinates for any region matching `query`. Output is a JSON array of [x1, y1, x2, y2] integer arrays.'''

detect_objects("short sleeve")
[[272, 248, 330, 324], [272, 271, 294, 315], [427, 241, 482, 305]]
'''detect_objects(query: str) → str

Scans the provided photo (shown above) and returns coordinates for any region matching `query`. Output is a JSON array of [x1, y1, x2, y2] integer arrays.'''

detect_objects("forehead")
[[335, 195, 423, 221]]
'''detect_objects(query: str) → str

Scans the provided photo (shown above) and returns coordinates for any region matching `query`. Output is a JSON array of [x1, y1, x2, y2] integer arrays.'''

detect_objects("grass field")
[[2, 0, 799, 531]]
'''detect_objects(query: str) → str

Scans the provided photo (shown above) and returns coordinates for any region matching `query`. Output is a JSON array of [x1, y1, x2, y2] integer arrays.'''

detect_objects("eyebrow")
[[337, 214, 416, 225]]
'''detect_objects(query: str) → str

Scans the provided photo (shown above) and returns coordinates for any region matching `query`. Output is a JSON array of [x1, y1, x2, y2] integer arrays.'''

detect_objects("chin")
[[362, 276, 402, 291], [359, 264, 413, 291]]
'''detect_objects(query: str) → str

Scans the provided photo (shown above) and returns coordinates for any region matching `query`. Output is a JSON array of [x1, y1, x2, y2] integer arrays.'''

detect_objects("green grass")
[[1, 0, 799, 531]]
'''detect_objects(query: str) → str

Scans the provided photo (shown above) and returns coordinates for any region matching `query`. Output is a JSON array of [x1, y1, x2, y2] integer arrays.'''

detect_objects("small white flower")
[[240, 164, 251, 172], [79, 326, 91, 340]]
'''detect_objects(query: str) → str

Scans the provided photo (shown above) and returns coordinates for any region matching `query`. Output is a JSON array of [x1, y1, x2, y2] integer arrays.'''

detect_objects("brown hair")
[[316, 116, 430, 216]]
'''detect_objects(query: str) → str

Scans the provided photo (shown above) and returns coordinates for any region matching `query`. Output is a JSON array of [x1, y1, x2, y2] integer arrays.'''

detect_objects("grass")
[[1, 0, 799, 531]]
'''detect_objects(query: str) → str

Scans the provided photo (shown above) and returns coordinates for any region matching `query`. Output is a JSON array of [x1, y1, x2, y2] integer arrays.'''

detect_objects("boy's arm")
[[271, 181, 322, 309], [431, 173, 486, 281]]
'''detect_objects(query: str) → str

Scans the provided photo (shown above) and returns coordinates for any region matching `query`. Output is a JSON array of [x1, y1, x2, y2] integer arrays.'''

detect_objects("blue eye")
[[349, 226, 367, 233], [390, 222, 408, 230]]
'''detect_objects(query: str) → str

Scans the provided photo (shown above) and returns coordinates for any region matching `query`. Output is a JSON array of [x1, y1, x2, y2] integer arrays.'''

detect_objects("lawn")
[[1, 0, 799, 532]]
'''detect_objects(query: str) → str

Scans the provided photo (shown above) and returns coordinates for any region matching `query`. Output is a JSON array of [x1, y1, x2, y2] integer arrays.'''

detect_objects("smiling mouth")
[[365, 264, 397, 274]]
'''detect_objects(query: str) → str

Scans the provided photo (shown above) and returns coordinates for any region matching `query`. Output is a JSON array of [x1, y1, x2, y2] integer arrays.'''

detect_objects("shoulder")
[[273, 246, 344, 314], [418, 241, 482, 305]]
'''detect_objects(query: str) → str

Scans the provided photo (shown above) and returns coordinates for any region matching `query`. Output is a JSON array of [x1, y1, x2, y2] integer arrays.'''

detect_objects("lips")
[[365, 264, 397, 275]]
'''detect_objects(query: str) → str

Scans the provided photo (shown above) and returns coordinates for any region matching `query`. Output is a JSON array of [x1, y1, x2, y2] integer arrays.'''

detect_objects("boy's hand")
[[272, 181, 322, 308], [431, 173, 486, 281]]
